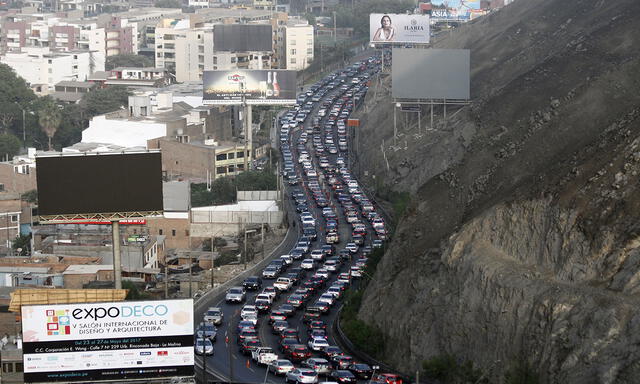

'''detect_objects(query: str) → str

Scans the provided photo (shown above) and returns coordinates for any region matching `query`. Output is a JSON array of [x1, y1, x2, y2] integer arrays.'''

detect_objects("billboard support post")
[[112, 220, 122, 290]]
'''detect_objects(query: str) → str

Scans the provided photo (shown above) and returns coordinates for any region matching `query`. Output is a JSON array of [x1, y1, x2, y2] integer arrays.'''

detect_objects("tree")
[[0, 63, 36, 136], [12, 234, 30, 256], [21, 189, 38, 204], [105, 54, 154, 71], [0, 133, 20, 160], [38, 98, 62, 151], [81, 86, 131, 117]]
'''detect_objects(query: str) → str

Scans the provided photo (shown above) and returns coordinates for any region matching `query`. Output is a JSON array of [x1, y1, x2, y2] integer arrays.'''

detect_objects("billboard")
[[213, 24, 272, 52], [36, 152, 163, 220], [431, 0, 481, 21], [21, 299, 194, 383], [203, 70, 297, 105], [369, 13, 430, 44], [392, 48, 470, 100]]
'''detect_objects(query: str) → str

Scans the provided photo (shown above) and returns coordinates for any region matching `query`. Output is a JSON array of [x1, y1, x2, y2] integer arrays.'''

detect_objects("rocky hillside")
[[353, 0, 640, 382]]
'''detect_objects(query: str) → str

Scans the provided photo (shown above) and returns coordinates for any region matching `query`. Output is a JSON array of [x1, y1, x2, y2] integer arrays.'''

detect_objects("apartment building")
[[284, 19, 313, 70], [1, 47, 99, 91]]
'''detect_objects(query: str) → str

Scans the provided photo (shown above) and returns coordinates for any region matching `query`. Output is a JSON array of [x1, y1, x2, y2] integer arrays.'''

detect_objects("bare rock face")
[[354, 0, 640, 382]]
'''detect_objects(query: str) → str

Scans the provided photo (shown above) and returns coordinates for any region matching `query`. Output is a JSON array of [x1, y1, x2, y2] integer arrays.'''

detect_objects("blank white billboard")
[[21, 299, 194, 383], [392, 48, 470, 100], [370, 14, 430, 44]]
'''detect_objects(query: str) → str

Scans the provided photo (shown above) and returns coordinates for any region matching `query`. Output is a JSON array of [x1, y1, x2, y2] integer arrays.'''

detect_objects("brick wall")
[[0, 163, 37, 194]]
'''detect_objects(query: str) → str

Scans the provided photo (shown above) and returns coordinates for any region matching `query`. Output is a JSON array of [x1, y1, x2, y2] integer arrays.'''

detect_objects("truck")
[[273, 277, 293, 291], [252, 347, 278, 366]]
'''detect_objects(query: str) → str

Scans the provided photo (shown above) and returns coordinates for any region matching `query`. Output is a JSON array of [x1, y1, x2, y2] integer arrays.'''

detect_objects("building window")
[[213, 56, 217, 64], [307, 39, 313, 45], [290, 58, 296, 64], [231, 57, 236, 63], [216, 153, 227, 161], [185, 229, 189, 236], [10, 215, 18, 223], [307, 48, 312, 55], [290, 40, 296, 45], [159, 229, 163, 235], [172, 229, 176, 236], [290, 49, 296, 55], [227, 152, 235, 159], [216, 166, 226, 174], [236, 151, 244, 158], [228, 165, 235, 173]]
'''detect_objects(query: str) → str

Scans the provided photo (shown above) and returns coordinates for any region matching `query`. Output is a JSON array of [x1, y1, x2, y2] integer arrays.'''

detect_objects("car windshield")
[[229, 288, 243, 294]]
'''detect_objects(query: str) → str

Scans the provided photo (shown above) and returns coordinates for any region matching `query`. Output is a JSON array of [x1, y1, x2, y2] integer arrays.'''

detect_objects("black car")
[[330, 370, 357, 383], [348, 363, 373, 379], [255, 299, 271, 312], [239, 339, 261, 355], [243, 276, 262, 291], [303, 227, 317, 240], [302, 306, 323, 323]]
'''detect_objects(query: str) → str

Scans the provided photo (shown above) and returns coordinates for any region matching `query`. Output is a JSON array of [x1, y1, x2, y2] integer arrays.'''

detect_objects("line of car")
[[198, 54, 401, 384]]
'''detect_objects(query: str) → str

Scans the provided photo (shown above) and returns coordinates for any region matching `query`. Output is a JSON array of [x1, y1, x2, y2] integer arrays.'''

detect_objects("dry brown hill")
[[353, 0, 640, 382]]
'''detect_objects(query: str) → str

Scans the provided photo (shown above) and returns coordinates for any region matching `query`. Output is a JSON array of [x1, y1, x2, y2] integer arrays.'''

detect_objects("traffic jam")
[[198, 53, 402, 384]]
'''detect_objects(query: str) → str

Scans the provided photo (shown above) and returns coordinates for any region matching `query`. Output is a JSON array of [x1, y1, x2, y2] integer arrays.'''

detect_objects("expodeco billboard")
[[369, 13, 430, 44], [203, 70, 297, 105], [21, 299, 194, 383]]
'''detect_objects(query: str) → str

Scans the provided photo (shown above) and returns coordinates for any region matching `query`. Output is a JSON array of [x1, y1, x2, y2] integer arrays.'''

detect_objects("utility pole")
[[261, 222, 265, 260], [333, 11, 337, 42], [211, 238, 215, 289], [188, 251, 193, 298], [243, 225, 248, 270]]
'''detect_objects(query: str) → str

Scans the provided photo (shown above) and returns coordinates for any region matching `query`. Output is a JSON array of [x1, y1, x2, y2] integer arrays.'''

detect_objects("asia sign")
[[203, 70, 297, 105], [21, 299, 194, 383], [369, 13, 430, 44]]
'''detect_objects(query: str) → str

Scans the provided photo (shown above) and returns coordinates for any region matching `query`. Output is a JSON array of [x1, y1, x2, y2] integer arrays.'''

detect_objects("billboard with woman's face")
[[370, 14, 430, 44]]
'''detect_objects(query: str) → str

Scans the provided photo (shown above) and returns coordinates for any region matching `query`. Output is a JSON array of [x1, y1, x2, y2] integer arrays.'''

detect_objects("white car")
[[256, 293, 274, 304], [301, 215, 316, 227], [270, 359, 295, 375], [310, 250, 324, 261], [225, 286, 246, 303], [327, 286, 342, 298], [315, 269, 330, 279], [350, 266, 362, 278], [241, 305, 257, 319], [286, 368, 319, 384], [317, 293, 335, 306], [308, 337, 330, 351], [324, 260, 338, 272], [301, 259, 316, 270]]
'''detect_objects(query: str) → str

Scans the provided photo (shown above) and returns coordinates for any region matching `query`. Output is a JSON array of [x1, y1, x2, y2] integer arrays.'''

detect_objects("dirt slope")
[[353, 0, 640, 382]]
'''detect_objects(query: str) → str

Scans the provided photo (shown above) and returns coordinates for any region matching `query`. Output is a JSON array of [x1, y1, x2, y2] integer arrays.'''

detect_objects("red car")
[[286, 345, 312, 361], [371, 373, 403, 384]]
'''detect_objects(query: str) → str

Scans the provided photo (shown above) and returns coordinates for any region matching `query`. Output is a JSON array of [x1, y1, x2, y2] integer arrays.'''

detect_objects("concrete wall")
[[237, 190, 278, 201], [147, 216, 190, 250], [191, 210, 283, 225]]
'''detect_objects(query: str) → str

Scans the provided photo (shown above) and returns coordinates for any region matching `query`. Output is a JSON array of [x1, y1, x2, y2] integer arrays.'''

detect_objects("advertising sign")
[[203, 70, 297, 105], [369, 13, 430, 44], [36, 152, 163, 219], [21, 299, 194, 383], [213, 24, 272, 52], [392, 48, 470, 100], [430, 0, 480, 21]]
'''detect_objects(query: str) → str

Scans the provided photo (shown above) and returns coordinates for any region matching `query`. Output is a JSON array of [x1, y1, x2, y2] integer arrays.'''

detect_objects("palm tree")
[[38, 99, 61, 151]]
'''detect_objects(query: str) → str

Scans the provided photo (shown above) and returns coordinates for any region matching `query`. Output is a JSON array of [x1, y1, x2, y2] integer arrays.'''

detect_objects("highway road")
[[194, 56, 383, 384]]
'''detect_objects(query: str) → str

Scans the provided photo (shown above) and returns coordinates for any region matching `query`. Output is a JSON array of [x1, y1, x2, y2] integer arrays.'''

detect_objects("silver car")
[[226, 287, 246, 303], [204, 307, 223, 325]]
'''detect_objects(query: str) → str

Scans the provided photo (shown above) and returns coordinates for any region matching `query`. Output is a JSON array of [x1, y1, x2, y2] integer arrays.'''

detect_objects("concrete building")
[[82, 90, 232, 148], [191, 198, 282, 237], [284, 19, 314, 70], [147, 136, 252, 181], [146, 181, 191, 250], [0, 194, 21, 256], [0, 151, 37, 195], [1, 47, 102, 90]]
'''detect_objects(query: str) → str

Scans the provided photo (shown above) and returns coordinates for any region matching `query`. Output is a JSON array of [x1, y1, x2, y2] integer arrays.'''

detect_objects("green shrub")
[[504, 360, 539, 384], [214, 251, 239, 267], [422, 355, 484, 384]]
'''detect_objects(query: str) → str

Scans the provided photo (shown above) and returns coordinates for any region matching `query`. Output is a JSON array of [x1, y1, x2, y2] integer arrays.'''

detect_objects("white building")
[[284, 20, 314, 70], [1, 47, 101, 90]]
